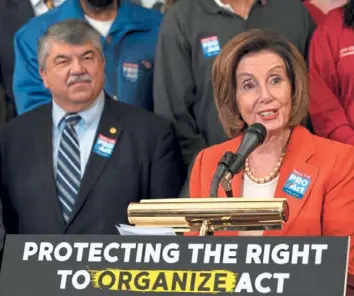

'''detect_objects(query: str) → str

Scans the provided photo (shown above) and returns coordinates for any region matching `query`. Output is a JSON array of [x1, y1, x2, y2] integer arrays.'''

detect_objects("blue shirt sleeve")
[[13, 27, 52, 115]]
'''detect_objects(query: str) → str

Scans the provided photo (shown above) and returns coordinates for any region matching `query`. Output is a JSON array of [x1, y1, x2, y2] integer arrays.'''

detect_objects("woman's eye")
[[270, 76, 282, 85], [243, 82, 255, 91]]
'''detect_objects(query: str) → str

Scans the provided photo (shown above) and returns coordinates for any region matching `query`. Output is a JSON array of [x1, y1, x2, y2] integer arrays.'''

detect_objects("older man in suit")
[[0, 19, 185, 235]]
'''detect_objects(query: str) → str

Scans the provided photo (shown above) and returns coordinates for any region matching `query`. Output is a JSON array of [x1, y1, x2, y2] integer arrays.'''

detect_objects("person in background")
[[1, 20, 185, 236], [187, 29, 354, 293], [13, 0, 161, 115], [0, 0, 66, 124], [309, 0, 354, 145], [153, 0, 316, 167], [304, 0, 347, 24]]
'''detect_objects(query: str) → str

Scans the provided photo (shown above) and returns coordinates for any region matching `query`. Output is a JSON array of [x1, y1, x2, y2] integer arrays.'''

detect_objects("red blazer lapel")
[[264, 126, 319, 236]]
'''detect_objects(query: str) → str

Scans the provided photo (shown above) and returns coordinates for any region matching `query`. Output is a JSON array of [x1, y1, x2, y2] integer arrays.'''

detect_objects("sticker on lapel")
[[200, 36, 221, 58], [282, 169, 311, 199], [93, 134, 117, 158], [123, 62, 139, 82]]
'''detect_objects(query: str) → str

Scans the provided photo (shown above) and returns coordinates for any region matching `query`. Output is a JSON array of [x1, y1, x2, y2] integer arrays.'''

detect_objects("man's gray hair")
[[38, 19, 103, 69]]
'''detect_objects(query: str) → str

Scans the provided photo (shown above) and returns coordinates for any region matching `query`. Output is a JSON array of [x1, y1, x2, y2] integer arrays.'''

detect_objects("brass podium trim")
[[128, 198, 289, 236]]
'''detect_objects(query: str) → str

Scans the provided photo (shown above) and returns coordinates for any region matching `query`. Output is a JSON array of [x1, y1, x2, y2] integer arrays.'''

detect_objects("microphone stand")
[[209, 123, 267, 198], [209, 152, 245, 198]]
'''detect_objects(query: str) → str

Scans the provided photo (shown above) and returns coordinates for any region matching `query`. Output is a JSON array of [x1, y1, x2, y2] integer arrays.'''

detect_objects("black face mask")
[[344, 0, 354, 28], [86, 0, 114, 8]]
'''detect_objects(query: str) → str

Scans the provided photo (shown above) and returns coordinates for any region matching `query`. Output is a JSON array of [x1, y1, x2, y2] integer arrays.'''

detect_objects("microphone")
[[209, 123, 267, 197], [228, 123, 267, 175]]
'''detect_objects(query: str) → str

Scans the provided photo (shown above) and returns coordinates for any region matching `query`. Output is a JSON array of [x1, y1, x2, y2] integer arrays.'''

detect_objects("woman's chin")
[[259, 121, 286, 134]]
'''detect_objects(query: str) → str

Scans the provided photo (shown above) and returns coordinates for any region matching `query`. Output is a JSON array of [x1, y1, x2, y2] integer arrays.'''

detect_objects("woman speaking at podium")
[[188, 29, 354, 281]]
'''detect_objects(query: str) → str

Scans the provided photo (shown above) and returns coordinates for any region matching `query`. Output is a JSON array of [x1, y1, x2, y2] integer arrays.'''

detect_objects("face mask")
[[86, 0, 114, 8]]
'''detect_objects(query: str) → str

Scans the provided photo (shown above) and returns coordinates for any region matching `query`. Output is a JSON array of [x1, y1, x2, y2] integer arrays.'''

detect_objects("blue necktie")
[[56, 113, 81, 222]]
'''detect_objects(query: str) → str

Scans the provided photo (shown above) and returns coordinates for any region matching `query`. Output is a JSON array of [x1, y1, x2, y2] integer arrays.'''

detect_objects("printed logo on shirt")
[[282, 169, 311, 199], [201, 36, 221, 58], [340, 46, 354, 58], [123, 63, 139, 82], [93, 134, 117, 158]]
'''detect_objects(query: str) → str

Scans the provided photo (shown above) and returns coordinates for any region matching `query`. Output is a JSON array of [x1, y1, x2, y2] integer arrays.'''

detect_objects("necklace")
[[245, 151, 285, 184]]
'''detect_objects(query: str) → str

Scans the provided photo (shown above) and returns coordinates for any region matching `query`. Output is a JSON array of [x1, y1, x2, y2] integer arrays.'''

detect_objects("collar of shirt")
[[52, 91, 105, 132], [85, 14, 114, 37], [30, 0, 41, 6], [213, 0, 234, 13], [30, 0, 65, 8], [53, 0, 152, 37], [208, 0, 267, 14]]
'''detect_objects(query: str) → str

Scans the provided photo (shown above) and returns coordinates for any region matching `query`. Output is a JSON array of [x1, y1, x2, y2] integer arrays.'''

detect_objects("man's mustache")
[[67, 74, 92, 86]]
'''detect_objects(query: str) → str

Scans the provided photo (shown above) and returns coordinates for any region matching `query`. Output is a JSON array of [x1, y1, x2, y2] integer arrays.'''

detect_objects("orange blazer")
[[189, 126, 354, 275]]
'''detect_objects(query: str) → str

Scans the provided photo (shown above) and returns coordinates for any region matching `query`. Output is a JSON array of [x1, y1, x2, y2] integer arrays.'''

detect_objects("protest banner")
[[0, 235, 349, 295]]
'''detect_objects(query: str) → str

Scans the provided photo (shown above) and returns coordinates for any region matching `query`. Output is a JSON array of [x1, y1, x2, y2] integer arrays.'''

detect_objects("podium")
[[0, 235, 350, 295], [0, 198, 350, 295], [128, 198, 289, 235]]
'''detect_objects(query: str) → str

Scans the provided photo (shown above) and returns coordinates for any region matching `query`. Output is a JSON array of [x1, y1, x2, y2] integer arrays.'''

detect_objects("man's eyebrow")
[[81, 50, 94, 57], [54, 54, 69, 60]]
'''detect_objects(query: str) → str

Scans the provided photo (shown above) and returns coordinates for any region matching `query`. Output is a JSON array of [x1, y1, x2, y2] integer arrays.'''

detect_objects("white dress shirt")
[[239, 174, 279, 236], [85, 15, 114, 37], [30, 0, 66, 16], [213, 0, 257, 15], [213, 0, 235, 13]]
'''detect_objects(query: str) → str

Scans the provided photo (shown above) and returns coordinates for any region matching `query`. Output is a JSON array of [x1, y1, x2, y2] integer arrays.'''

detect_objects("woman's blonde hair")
[[212, 29, 309, 138]]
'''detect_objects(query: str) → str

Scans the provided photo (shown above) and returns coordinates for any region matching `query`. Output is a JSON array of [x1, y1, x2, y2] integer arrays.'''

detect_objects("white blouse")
[[239, 174, 279, 236]]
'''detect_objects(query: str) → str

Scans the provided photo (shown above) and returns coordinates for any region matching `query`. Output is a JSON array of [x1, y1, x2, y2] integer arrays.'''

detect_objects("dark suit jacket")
[[0, 96, 186, 234], [0, 197, 4, 252], [0, 0, 35, 122], [0, 87, 7, 125]]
